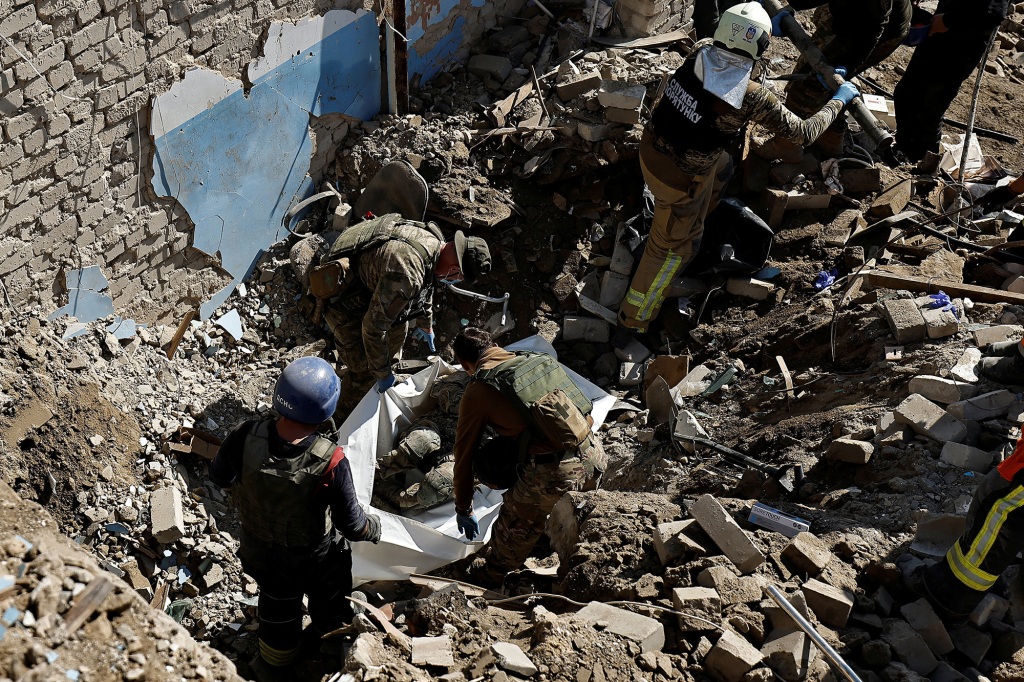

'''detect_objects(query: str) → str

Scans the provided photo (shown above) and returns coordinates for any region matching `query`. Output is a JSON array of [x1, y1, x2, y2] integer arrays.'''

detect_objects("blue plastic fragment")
[[46, 651, 59, 664], [66, 669, 80, 681], [1, 606, 20, 626], [0, 624, 6, 641], [756, 266, 782, 280], [0, 576, 13, 591], [103, 523, 131, 535], [814, 268, 838, 290]]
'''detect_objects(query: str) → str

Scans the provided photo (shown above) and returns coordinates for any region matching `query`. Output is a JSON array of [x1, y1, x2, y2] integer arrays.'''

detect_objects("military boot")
[[979, 353, 1024, 385], [989, 339, 1022, 356]]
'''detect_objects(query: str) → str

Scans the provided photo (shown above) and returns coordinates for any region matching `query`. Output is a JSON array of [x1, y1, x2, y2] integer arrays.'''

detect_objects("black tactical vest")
[[650, 55, 739, 157]]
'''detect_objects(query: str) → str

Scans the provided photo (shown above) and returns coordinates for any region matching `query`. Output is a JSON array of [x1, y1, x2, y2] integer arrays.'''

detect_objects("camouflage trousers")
[[324, 308, 407, 415], [374, 460, 455, 515], [473, 439, 607, 587]]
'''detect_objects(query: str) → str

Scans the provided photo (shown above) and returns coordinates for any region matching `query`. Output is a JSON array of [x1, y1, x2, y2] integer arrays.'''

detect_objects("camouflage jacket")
[[333, 222, 444, 378], [651, 39, 844, 174]]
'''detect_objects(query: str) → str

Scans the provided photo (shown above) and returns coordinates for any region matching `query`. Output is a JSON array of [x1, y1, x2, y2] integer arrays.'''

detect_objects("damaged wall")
[[0, 0, 517, 325]]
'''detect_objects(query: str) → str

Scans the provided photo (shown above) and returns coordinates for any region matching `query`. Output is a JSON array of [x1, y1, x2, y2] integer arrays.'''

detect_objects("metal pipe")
[[587, 0, 599, 42], [761, 0, 893, 150], [766, 585, 863, 682], [955, 30, 998, 227]]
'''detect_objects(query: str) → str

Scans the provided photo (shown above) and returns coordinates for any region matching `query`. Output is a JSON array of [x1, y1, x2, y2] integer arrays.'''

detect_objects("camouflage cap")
[[453, 231, 491, 282]]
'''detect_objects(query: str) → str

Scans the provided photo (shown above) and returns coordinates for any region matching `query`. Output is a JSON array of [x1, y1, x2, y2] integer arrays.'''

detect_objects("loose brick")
[[870, 178, 912, 218], [882, 298, 926, 343], [556, 71, 601, 101], [761, 631, 816, 681], [150, 486, 184, 543], [946, 389, 1016, 421], [573, 601, 665, 652], [901, 598, 954, 656], [907, 375, 978, 404], [825, 438, 873, 464], [950, 625, 991, 667], [689, 495, 765, 574], [801, 578, 853, 628], [940, 442, 993, 473], [893, 394, 967, 443], [652, 519, 707, 564], [973, 324, 1023, 347], [882, 619, 938, 675], [726, 277, 776, 301], [0, 6, 38, 37], [15, 43, 66, 82], [705, 631, 762, 682], [671, 586, 721, 631], [782, 532, 831, 576]]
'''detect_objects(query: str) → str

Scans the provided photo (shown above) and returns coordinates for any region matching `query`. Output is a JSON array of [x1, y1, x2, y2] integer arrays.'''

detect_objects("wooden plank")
[[164, 309, 196, 360], [349, 596, 412, 653], [592, 29, 693, 49], [864, 272, 1024, 305], [408, 573, 505, 601], [775, 356, 795, 399], [63, 575, 113, 633]]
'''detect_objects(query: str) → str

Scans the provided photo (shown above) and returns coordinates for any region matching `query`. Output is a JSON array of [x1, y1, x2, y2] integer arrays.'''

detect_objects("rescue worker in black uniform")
[[210, 356, 382, 677], [894, 0, 1009, 162]]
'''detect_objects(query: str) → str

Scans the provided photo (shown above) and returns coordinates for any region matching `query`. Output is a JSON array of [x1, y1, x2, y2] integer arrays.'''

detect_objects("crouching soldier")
[[209, 357, 381, 677], [451, 328, 607, 588], [374, 418, 456, 514]]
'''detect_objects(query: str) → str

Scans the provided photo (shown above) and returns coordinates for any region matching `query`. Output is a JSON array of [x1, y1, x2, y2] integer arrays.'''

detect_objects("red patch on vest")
[[998, 437, 1024, 482], [318, 446, 346, 491]]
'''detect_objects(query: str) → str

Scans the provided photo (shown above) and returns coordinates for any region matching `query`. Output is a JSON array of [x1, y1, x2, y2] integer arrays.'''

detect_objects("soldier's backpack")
[[308, 213, 444, 300], [475, 352, 593, 453]]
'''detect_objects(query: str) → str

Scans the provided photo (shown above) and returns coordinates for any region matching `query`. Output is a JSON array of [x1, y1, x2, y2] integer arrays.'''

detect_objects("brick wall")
[[615, 0, 694, 38], [0, 0, 506, 326]]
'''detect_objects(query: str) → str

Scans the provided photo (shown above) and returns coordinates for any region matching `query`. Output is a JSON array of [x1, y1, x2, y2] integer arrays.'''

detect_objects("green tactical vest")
[[475, 351, 593, 453], [234, 421, 337, 548], [324, 213, 445, 322]]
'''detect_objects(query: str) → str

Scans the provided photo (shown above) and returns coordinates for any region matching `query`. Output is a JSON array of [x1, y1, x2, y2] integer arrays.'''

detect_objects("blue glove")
[[831, 82, 860, 106], [376, 374, 396, 393], [412, 327, 436, 353], [770, 9, 791, 37], [456, 513, 479, 540], [816, 66, 847, 91]]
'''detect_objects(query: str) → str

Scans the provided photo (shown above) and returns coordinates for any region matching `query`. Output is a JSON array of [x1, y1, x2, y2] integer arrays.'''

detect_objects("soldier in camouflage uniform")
[[373, 419, 457, 514], [319, 215, 491, 414], [451, 328, 607, 589], [617, 4, 861, 333]]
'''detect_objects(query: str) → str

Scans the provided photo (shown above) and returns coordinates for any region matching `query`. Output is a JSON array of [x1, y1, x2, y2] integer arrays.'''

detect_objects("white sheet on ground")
[[339, 335, 614, 583]]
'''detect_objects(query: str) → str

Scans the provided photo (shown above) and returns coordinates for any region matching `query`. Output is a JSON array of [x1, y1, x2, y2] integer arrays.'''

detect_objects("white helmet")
[[713, 2, 772, 61]]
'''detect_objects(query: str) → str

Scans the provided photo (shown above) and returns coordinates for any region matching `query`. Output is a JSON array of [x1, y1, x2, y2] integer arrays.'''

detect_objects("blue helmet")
[[273, 357, 341, 424]]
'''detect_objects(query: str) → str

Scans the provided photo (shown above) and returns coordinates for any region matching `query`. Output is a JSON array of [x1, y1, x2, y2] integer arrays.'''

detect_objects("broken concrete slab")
[[696, 566, 765, 605], [689, 495, 765, 574], [652, 519, 707, 564], [573, 601, 665, 652], [801, 578, 854, 628], [910, 513, 965, 557], [883, 619, 938, 675], [705, 630, 763, 682], [556, 71, 601, 101], [614, 336, 652, 363], [900, 598, 954, 656], [782, 532, 831, 576], [605, 106, 642, 125], [946, 389, 1016, 421], [490, 641, 537, 677], [672, 411, 709, 453], [950, 625, 992, 667], [578, 121, 616, 143], [970, 593, 1009, 628], [825, 438, 874, 464], [907, 375, 978, 404], [882, 298, 927, 343], [761, 630, 817, 682], [599, 271, 629, 310], [869, 178, 912, 218], [951, 347, 983, 383], [562, 316, 610, 343], [671, 586, 721, 631], [921, 306, 959, 339], [597, 80, 646, 110], [610, 238, 635, 276], [972, 324, 1023, 348], [940, 442, 993, 473], [893, 394, 967, 443], [412, 636, 455, 668], [468, 55, 513, 81], [726, 277, 776, 301]]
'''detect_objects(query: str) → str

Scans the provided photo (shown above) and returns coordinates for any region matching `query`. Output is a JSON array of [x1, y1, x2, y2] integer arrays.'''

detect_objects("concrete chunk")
[[726, 277, 776, 301], [801, 578, 854, 628], [900, 598, 954, 656], [972, 324, 1023, 348], [610, 238, 635, 275], [412, 636, 455, 668], [599, 271, 629, 310], [883, 619, 938, 675], [782, 532, 832, 576], [870, 178, 912, 218], [697, 567, 765, 605], [951, 347, 982, 383], [490, 642, 537, 677], [579, 121, 616, 142], [619, 362, 642, 387], [883, 298, 927, 343], [946, 389, 1016, 421], [705, 630, 763, 682], [605, 106, 642, 125], [921, 306, 959, 339], [573, 601, 665, 652], [556, 71, 601, 101], [562, 316, 610, 343], [970, 593, 1009, 627], [652, 519, 707, 564], [597, 80, 646, 110], [690, 495, 765, 574], [893, 394, 967, 443], [468, 55, 512, 82], [911, 513, 965, 557], [614, 336, 652, 363], [950, 625, 991, 667], [907, 375, 978, 404], [761, 630, 817, 682], [825, 438, 873, 464], [940, 442, 993, 473], [671, 586, 722, 631], [150, 486, 184, 544]]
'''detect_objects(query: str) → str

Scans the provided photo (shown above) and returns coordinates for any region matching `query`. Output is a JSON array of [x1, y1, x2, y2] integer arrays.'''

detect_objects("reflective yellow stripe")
[[624, 288, 646, 306], [636, 253, 683, 321], [259, 639, 300, 667], [943, 484, 1024, 592]]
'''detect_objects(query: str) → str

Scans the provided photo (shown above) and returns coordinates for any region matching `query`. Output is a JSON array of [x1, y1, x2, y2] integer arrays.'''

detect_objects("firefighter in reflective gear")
[[318, 214, 491, 414], [451, 328, 607, 589], [209, 357, 382, 675], [618, 2, 861, 332], [907, 436, 1024, 621], [374, 419, 457, 513]]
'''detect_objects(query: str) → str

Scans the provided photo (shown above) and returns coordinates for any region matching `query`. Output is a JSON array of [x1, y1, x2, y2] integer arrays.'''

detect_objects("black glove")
[[976, 185, 1019, 212], [362, 514, 382, 544]]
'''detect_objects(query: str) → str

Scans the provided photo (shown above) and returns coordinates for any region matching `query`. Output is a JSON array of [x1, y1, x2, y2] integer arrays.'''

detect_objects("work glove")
[[456, 513, 479, 541], [831, 82, 860, 106], [976, 185, 1020, 212], [412, 327, 436, 353], [816, 66, 847, 91], [362, 514, 382, 543], [376, 374, 396, 393], [770, 8, 791, 37]]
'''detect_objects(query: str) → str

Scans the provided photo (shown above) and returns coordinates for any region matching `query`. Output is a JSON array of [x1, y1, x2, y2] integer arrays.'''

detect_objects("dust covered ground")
[[4, 2, 1024, 681]]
